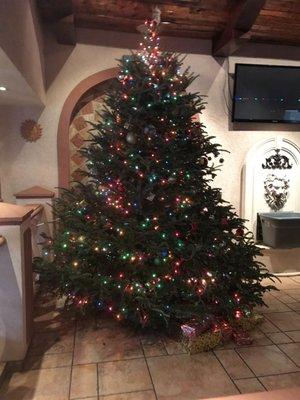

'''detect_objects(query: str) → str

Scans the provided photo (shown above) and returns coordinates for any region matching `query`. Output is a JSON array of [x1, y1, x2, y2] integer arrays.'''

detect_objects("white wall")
[[1, 29, 300, 215]]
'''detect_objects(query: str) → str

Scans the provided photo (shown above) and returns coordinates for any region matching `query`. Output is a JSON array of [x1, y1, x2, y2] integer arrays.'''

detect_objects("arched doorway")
[[57, 67, 118, 190]]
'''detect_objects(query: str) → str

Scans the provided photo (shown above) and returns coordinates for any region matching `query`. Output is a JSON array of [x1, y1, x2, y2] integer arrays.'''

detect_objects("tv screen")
[[232, 64, 300, 123]]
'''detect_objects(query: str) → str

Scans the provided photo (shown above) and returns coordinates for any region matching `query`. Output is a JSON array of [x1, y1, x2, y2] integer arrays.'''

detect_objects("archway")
[[57, 67, 118, 190]]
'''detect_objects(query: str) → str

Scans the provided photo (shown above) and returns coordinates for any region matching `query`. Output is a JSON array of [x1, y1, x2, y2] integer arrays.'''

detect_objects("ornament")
[[124, 122, 130, 129], [144, 125, 156, 136], [146, 193, 155, 201], [191, 223, 198, 232], [221, 218, 228, 226], [191, 113, 201, 123], [199, 157, 208, 167], [154, 258, 160, 265], [168, 177, 176, 183], [235, 227, 244, 237], [233, 330, 253, 346], [20, 119, 42, 142], [126, 132, 136, 144], [161, 248, 168, 257]]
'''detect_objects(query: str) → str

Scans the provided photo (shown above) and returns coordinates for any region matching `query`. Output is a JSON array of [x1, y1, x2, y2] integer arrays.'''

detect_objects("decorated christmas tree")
[[35, 13, 275, 334]]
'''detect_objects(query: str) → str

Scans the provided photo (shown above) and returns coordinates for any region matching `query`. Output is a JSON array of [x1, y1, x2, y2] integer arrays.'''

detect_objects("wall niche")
[[241, 137, 300, 240]]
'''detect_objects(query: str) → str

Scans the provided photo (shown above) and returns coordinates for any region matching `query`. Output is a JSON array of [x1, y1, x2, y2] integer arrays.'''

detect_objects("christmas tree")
[[36, 15, 275, 332]]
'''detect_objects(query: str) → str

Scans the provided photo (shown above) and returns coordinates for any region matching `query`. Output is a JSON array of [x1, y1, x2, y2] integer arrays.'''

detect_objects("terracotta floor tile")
[[141, 336, 167, 357], [23, 352, 73, 370], [283, 289, 300, 301], [74, 324, 143, 363], [274, 278, 300, 290], [34, 311, 75, 333], [75, 319, 123, 342], [215, 340, 235, 350], [75, 398, 98, 400], [236, 345, 299, 376], [259, 298, 291, 313], [266, 332, 293, 344], [28, 331, 74, 355], [259, 319, 280, 333], [234, 378, 265, 394], [246, 330, 272, 347], [70, 364, 98, 399], [98, 358, 152, 396], [286, 330, 300, 342], [278, 342, 300, 366], [213, 330, 271, 351], [7, 289, 300, 400], [147, 353, 238, 400], [99, 390, 156, 399], [274, 294, 297, 304], [265, 311, 300, 331], [0, 366, 71, 400], [214, 349, 254, 379], [288, 302, 300, 311], [163, 338, 186, 355], [259, 371, 300, 391]]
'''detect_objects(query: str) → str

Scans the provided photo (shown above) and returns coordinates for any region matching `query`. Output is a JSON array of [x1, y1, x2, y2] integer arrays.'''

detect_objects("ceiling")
[[36, 0, 300, 55], [0, 48, 42, 107]]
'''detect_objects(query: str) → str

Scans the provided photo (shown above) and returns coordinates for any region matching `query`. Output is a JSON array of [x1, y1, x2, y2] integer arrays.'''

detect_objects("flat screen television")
[[232, 63, 300, 123]]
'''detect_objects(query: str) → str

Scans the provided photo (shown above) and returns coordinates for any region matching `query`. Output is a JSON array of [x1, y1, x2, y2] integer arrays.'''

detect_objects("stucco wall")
[[1, 31, 300, 215]]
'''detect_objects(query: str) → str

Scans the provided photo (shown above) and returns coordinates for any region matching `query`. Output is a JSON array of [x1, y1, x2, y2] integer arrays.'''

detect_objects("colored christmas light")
[[34, 13, 276, 333]]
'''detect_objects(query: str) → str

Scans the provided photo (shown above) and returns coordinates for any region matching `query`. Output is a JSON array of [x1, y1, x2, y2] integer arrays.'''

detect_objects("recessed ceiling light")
[[0, 86, 7, 91]]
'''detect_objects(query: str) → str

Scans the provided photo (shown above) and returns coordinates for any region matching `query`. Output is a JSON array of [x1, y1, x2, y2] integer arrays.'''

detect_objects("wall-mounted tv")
[[232, 63, 300, 124]]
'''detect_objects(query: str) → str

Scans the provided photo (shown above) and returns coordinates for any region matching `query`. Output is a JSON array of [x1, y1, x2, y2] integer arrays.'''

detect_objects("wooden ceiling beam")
[[37, 0, 73, 22], [36, 0, 300, 47], [37, 0, 76, 45], [212, 0, 266, 56], [55, 14, 77, 45]]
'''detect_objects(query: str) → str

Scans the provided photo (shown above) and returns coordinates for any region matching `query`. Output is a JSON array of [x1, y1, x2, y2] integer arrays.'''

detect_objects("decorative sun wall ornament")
[[20, 119, 42, 142], [264, 174, 289, 211], [262, 148, 292, 170]]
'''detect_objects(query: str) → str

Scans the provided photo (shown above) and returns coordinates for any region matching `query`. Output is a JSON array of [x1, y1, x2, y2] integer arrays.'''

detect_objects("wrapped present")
[[181, 317, 212, 338], [182, 330, 222, 353], [233, 330, 253, 346], [233, 313, 264, 332], [219, 322, 233, 342], [211, 318, 233, 342]]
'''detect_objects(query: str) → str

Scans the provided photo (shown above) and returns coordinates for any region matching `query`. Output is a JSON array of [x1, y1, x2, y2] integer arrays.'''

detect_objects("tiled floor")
[[1, 276, 300, 400]]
